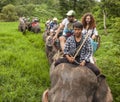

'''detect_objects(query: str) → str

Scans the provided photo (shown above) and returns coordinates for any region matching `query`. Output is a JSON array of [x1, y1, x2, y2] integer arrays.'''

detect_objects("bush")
[[0, 4, 18, 21], [15, 3, 61, 23], [15, 6, 28, 17]]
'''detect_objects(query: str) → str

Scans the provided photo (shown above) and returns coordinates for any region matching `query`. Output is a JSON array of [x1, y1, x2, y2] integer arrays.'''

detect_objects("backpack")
[[91, 28, 100, 53]]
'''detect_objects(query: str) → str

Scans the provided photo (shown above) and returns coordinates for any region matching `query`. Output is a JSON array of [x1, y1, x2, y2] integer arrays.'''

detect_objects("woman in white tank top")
[[81, 13, 99, 64]]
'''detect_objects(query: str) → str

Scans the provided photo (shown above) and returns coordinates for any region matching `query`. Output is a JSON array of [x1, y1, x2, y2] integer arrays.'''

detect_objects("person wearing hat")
[[53, 17, 58, 21], [53, 10, 77, 52], [49, 17, 58, 31]]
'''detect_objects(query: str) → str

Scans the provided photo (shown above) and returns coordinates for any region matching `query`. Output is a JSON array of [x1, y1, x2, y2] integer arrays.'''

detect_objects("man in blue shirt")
[[49, 17, 58, 31]]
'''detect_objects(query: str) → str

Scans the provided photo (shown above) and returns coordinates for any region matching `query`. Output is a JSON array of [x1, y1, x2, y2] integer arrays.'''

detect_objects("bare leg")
[[59, 36, 66, 52]]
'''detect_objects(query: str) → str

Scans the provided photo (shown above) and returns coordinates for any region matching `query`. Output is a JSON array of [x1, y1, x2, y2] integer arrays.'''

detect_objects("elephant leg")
[[22, 25, 26, 34], [34, 26, 40, 33], [19, 25, 23, 32], [31, 27, 35, 33]]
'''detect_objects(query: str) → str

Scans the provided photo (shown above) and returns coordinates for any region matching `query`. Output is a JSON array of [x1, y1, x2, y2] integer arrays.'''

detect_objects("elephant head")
[[18, 22, 26, 34], [42, 63, 113, 102]]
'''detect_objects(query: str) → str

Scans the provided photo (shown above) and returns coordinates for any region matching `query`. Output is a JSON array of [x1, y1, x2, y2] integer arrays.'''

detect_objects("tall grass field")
[[0, 22, 120, 102], [0, 22, 50, 102]]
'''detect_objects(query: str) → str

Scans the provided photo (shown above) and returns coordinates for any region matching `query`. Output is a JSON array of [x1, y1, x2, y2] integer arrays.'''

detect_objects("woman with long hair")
[[81, 13, 99, 64]]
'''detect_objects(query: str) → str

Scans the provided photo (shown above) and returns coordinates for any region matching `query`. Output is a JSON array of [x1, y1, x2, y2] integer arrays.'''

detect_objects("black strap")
[[90, 28, 95, 38], [86, 27, 94, 38]]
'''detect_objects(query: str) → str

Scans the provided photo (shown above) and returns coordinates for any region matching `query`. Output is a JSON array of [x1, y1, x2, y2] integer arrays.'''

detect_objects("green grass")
[[0, 22, 120, 102], [0, 22, 50, 102]]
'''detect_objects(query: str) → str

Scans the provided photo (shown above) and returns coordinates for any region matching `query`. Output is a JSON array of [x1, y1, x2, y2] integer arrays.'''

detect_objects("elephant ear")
[[92, 74, 113, 102], [97, 74, 106, 83]]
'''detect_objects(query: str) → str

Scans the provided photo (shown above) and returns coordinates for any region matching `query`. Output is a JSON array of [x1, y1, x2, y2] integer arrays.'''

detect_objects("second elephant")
[[30, 22, 41, 33]]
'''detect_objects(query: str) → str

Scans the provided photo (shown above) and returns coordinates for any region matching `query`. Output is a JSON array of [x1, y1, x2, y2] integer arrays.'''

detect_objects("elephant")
[[45, 35, 62, 64], [18, 21, 27, 34], [43, 30, 50, 42], [30, 22, 41, 33], [45, 36, 57, 64], [18, 17, 30, 34], [42, 23, 113, 102], [42, 63, 113, 102]]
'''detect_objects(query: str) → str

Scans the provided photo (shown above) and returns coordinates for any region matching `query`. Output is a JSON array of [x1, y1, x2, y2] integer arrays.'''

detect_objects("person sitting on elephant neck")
[[32, 18, 39, 27], [49, 17, 58, 31], [55, 22, 100, 76]]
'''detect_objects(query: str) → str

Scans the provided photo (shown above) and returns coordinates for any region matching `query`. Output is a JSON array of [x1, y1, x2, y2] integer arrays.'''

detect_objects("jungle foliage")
[[0, 0, 120, 102]]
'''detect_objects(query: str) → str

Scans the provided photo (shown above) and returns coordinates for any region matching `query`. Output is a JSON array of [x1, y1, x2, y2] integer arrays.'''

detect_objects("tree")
[[0, 0, 16, 11], [73, 0, 77, 11], [59, 0, 96, 18], [59, 0, 70, 17], [0, 4, 18, 21], [15, 5, 28, 17], [101, 0, 120, 17]]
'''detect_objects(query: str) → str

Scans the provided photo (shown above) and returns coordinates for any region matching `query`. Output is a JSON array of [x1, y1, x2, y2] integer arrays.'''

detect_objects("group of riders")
[[18, 17, 41, 34], [44, 10, 102, 77]]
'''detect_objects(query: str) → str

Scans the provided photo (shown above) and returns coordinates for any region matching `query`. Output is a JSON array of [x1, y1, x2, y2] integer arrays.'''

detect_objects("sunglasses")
[[68, 16, 74, 18]]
